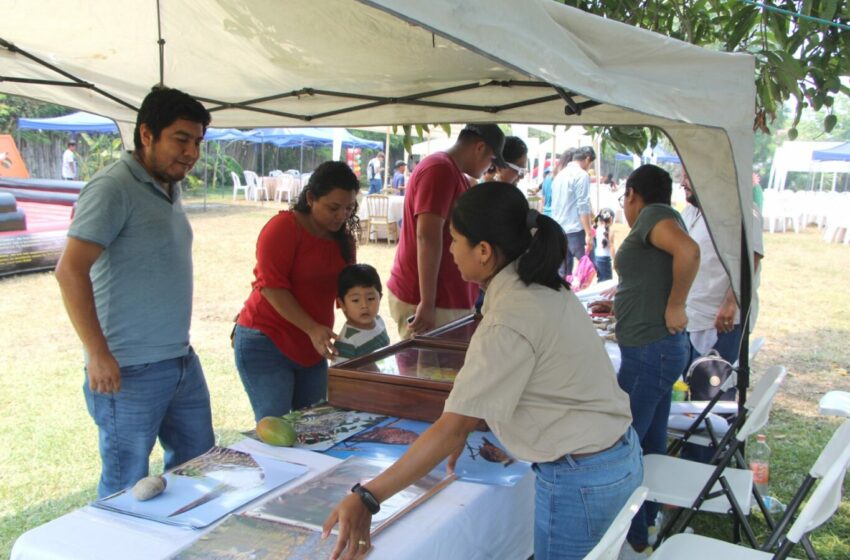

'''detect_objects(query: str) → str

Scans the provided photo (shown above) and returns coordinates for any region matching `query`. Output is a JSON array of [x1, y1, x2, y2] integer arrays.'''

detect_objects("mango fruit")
[[256, 416, 297, 446]]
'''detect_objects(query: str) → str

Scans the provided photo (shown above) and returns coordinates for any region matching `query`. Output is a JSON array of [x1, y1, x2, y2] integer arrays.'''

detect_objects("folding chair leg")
[[718, 475, 759, 547]]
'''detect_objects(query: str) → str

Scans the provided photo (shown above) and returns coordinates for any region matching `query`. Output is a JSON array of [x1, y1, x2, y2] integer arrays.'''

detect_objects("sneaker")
[[617, 542, 652, 560]]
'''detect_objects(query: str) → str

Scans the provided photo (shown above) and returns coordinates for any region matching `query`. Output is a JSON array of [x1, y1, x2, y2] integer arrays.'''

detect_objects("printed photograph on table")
[[172, 514, 338, 560], [355, 345, 466, 382], [243, 403, 388, 451], [246, 456, 454, 535], [93, 447, 308, 528], [325, 417, 530, 486]]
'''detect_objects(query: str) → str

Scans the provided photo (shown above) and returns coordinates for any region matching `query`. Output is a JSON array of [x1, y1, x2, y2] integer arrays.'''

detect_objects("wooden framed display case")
[[328, 339, 468, 422], [413, 314, 480, 350]]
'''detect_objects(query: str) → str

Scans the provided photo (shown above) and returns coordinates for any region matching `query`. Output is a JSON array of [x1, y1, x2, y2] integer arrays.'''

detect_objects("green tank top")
[[614, 203, 686, 346]]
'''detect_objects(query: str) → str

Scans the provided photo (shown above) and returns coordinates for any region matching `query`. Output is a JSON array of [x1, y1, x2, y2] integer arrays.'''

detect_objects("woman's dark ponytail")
[[451, 182, 568, 291], [518, 212, 568, 291]]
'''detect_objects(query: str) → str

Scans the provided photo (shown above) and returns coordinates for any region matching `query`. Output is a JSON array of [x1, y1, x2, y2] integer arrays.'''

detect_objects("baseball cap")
[[394, 160, 406, 168], [462, 124, 506, 166]]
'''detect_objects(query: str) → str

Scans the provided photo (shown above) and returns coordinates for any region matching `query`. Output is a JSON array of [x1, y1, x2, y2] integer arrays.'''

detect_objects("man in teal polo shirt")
[[55, 88, 214, 497]]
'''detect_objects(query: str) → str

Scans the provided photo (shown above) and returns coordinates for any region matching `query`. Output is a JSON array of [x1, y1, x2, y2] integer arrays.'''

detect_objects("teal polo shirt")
[[69, 151, 194, 367]]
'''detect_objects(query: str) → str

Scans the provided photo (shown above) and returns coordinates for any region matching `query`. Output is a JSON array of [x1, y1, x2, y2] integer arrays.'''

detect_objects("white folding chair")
[[365, 194, 398, 243], [230, 171, 249, 200], [818, 391, 850, 418], [584, 486, 647, 560], [644, 365, 788, 547], [650, 419, 850, 560]]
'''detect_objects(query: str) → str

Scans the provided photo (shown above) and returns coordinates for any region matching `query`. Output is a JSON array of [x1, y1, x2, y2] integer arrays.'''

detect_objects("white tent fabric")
[[0, 0, 754, 303], [767, 141, 850, 191]]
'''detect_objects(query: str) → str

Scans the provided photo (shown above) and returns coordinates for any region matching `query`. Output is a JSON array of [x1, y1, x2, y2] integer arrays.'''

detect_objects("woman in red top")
[[234, 161, 359, 421]]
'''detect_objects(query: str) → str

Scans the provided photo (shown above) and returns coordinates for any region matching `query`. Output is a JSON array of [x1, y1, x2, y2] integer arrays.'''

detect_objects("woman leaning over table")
[[233, 161, 358, 422], [590, 164, 700, 554], [323, 182, 641, 560]]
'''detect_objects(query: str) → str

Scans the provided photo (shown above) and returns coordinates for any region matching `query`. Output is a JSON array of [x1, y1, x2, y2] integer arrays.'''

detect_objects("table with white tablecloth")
[[12, 440, 534, 560]]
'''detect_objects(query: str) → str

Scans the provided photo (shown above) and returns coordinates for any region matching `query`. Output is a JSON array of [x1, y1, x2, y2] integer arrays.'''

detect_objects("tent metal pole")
[[299, 140, 304, 174], [738, 219, 753, 413], [385, 127, 391, 189]]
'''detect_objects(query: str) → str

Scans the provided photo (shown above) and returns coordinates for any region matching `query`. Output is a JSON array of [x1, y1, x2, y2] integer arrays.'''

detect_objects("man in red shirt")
[[387, 124, 505, 338]]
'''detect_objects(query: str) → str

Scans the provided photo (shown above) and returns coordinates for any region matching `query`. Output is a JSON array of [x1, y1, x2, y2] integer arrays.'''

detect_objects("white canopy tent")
[[1, 0, 756, 375], [767, 141, 850, 191]]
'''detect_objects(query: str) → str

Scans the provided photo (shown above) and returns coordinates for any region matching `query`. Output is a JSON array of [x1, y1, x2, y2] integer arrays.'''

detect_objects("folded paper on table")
[[324, 417, 530, 486], [93, 447, 308, 529]]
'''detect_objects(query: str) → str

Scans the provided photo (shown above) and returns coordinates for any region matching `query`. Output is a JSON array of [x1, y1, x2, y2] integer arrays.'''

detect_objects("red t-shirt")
[[238, 211, 350, 366], [387, 152, 477, 309]]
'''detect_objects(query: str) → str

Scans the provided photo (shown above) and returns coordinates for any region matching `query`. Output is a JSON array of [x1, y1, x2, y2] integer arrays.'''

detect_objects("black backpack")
[[685, 350, 736, 402]]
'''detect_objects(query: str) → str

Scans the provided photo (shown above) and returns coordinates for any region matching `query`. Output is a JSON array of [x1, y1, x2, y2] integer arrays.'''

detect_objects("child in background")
[[333, 264, 390, 363], [593, 208, 616, 282]]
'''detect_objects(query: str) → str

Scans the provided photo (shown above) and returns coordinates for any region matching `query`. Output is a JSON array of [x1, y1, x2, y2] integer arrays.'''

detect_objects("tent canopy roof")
[[17, 111, 118, 133], [0, 0, 754, 300], [812, 142, 850, 162], [204, 127, 382, 149]]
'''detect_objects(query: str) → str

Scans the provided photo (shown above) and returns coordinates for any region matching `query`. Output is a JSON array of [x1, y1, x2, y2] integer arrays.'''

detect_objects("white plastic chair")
[[230, 171, 249, 200], [365, 194, 398, 243], [819, 390, 850, 418], [584, 486, 647, 560], [650, 419, 850, 560], [644, 365, 788, 547], [274, 173, 296, 204], [243, 170, 268, 201]]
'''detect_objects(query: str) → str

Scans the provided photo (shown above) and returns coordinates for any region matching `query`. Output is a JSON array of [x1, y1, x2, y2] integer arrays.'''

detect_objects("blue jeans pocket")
[[581, 471, 638, 539]]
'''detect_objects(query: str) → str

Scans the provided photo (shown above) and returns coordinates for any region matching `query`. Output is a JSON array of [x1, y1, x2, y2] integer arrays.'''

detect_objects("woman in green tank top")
[[590, 164, 700, 553]]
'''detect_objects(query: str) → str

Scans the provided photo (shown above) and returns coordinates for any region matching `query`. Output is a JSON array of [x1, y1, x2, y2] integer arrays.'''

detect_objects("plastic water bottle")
[[748, 434, 771, 496]]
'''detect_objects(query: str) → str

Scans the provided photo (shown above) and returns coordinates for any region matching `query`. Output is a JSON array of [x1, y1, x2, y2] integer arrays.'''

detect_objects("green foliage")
[[558, 0, 850, 144], [0, 94, 66, 134], [76, 133, 122, 181]]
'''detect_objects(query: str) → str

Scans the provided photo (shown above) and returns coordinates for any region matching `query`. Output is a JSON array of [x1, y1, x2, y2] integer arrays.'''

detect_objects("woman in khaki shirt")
[[323, 182, 642, 560]]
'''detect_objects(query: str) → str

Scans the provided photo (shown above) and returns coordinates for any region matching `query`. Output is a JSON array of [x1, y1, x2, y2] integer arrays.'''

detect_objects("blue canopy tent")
[[812, 142, 850, 162], [230, 127, 382, 173], [18, 111, 119, 134]]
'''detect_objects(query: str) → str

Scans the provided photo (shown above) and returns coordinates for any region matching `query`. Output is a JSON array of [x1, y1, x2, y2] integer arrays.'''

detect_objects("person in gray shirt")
[[55, 88, 214, 498]]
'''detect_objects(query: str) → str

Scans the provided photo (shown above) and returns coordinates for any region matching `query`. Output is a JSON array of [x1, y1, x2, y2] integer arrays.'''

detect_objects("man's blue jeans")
[[533, 427, 643, 560], [233, 325, 328, 422], [368, 178, 382, 194], [83, 347, 214, 498], [561, 230, 586, 277], [617, 332, 689, 547]]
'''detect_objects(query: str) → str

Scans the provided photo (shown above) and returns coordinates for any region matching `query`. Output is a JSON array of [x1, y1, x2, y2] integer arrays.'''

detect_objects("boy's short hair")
[[338, 264, 383, 299]]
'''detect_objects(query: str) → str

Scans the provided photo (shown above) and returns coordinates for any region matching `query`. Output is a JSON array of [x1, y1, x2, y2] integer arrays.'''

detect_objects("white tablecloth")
[[12, 440, 534, 560], [358, 195, 405, 223]]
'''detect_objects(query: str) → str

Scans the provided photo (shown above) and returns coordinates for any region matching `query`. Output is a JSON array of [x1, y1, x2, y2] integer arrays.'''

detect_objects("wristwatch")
[[351, 483, 381, 514]]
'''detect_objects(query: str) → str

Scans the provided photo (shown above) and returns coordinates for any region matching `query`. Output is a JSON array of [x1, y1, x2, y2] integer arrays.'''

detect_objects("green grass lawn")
[[1, 201, 849, 558]]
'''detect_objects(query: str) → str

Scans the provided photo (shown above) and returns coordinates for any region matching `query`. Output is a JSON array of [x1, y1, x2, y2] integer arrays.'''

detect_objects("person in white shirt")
[[366, 151, 384, 194], [681, 173, 764, 364], [62, 140, 78, 180], [550, 146, 595, 276]]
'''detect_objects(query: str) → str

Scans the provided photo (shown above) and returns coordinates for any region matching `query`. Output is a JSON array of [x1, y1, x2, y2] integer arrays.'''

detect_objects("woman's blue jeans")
[[233, 325, 328, 422], [617, 332, 689, 547], [83, 347, 215, 498], [532, 427, 643, 560]]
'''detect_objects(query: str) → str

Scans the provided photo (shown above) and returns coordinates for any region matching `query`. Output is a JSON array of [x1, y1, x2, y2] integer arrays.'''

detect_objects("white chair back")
[[269, 169, 283, 177], [748, 337, 765, 362], [786, 420, 850, 544], [243, 170, 259, 187], [819, 390, 850, 418], [230, 171, 242, 187], [735, 365, 787, 441], [366, 194, 390, 221], [583, 486, 647, 560], [811, 418, 850, 478]]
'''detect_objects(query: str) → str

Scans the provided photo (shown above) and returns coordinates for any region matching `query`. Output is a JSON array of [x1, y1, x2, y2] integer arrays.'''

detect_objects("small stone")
[[132, 475, 167, 501]]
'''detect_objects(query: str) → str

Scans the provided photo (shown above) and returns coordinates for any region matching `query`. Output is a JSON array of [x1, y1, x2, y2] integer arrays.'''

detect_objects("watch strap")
[[351, 483, 381, 514]]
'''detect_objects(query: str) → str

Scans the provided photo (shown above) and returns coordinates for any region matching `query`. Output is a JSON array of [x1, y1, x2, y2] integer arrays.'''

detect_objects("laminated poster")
[[324, 417, 531, 487], [171, 514, 338, 560], [245, 457, 454, 536], [93, 447, 308, 529], [244, 403, 387, 451]]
